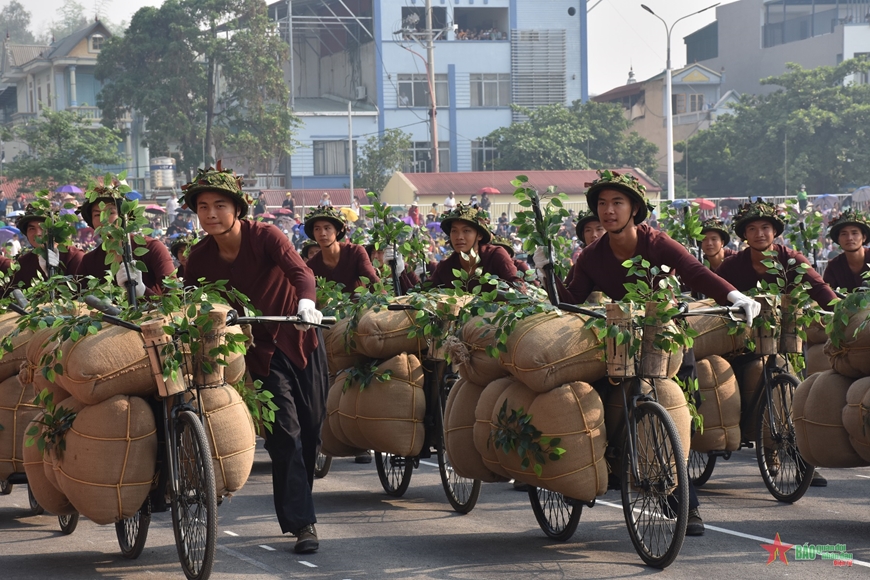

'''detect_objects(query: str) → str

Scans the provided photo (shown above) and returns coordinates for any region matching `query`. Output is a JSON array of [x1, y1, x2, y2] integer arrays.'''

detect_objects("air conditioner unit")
[[354, 86, 367, 100]]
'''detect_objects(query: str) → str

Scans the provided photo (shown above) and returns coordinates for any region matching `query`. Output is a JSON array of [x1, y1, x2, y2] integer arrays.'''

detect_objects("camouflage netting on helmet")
[[439, 203, 493, 244], [733, 199, 785, 239], [829, 208, 870, 243], [181, 162, 252, 216]]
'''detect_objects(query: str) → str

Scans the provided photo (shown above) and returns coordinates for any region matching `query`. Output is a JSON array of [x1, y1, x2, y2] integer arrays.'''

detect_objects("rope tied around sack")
[[443, 335, 469, 366]]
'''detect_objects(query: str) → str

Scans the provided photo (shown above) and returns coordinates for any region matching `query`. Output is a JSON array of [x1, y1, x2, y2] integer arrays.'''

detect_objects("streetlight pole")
[[642, 3, 719, 202]]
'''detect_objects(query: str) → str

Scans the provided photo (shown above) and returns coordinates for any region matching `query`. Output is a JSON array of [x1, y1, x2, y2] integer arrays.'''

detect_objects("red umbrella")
[[693, 198, 715, 210], [478, 187, 500, 195], [144, 204, 165, 214], [275, 208, 294, 215]]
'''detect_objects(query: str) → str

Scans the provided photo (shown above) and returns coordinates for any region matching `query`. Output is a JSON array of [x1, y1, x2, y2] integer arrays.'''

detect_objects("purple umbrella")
[[426, 221, 441, 231], [402, 216, 416, 226], [55, 184, 83, 194]]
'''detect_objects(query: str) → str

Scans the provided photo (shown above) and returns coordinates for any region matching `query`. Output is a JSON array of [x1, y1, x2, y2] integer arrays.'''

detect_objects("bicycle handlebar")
[[224, 310, 335, 329], [556, 302, 606, 319], [8, 289, 29, 316]]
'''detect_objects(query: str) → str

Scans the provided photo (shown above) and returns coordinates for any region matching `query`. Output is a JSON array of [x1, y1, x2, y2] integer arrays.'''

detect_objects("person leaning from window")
[[699, 218, 737, 272], [822, 210, 870, 292], [181, 164, 327, 554], [533, 170, 762, 537], [10, 203, 84, 288]]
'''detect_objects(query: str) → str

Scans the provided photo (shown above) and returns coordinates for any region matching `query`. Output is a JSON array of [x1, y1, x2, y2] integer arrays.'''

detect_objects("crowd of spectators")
[[454, 27, 506, 40]]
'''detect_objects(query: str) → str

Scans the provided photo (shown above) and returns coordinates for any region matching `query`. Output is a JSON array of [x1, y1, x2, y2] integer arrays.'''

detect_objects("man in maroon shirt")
[[169, 233, 196, 279], [564, 209, 605, 287], [823, 210, 870, 291], [75, 188, 175, 298], [10, 204, 84, 288], [700, 218, 737, 272], [182, 165, 326, 554], [304, 206, 380, 293]]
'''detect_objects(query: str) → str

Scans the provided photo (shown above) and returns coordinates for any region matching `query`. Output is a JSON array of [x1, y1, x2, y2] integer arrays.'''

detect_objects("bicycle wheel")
[[116, 497, 152, 559], [528, 486, 582, 541], [755, 373, 813, 503], [375, 452, 413, 497], [0, 480, 11, 495], [170, 410, 218, 580], [58, 512, 79, 535], [27, 486, 44, 515], [688, 450, 716, 487], [314, 452, 332, 479], [621, 401, 688, 569], [437, 377, 481, 513]]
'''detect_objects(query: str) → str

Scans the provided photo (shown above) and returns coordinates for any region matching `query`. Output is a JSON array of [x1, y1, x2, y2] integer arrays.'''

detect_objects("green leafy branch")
[[342, 359, 394, 392], [489, 400, 566, 477], [675, 375, 704, 433], [510, 176, 573, 280], [233, 378, 279, 434], [658, 201, 704, 255], [24, 389, 77, 458]]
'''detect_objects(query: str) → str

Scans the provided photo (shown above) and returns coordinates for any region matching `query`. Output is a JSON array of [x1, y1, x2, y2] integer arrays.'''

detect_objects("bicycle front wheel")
[[621, 401, 688, 569], [314, 452, 332, 479], [528, 487, 581, 541], [116, 497, 151, 559], [755, 373, 813, 503], [170, 410, 218, 580], [375, 452, 413, 497], [58, 512, 79, 535], [688, 450, 716, 487], [437, 376, 480, 513]]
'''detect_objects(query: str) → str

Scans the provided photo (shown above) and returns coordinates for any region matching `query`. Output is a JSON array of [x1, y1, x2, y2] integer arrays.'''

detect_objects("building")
[[0, 21, 148, 189], [685, 0, 870, 97], [268, 0, 589, 190]]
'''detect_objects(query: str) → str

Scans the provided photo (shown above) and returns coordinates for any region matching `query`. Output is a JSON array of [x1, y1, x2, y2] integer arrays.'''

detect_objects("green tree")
[[571, 100, 659, 176], [355, 129, 413, 194], [0, 1, 36, 44], [44, 0, 87, 42], [2, 108, 123, 189]]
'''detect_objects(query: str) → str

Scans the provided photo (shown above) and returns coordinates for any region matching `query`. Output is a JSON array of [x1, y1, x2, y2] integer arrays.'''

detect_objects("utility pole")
[[425, 0, 438, 172], [348, 100, 354, 196]]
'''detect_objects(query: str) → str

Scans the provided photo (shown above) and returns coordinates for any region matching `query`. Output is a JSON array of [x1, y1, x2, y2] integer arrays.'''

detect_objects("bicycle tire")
[[755, 373, 813, 503], [688, 450, 716, 487], [621, 401, 688, 569], [437, 376, 480, 514], [28, 485, 44, 515], [314, 452, 332, 479], [375, 452, 413, 497], [0, 480, 11, 495], [116, 497, 152, 559], [58, 512, 79, 535], [528, 486, 582, 541], [170, 410, 218, 580]]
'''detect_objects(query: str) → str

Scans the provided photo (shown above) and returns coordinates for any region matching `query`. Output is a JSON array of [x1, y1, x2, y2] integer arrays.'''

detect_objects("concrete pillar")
[[69, 65, 77, 107]]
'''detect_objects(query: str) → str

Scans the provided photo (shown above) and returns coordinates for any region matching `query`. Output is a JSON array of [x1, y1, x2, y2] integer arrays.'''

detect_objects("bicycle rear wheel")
[[688, 450, 716, 487], [28, 486, 44, 515], [755, 373, 813, 503], [528, 487, 581, 541], [0, 480, 12, 495], [621, 401, 688, 569], [314, 452, 332, 479], [437, 376, 480, 513], [375, 452, 413, 497], [170, 410, 218, 580], [116, 497, 151, 559], [58, 512, 79, 535]]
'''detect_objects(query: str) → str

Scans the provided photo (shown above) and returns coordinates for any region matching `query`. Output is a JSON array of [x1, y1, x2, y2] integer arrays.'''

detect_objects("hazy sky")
[[22, 0, 726, 96]]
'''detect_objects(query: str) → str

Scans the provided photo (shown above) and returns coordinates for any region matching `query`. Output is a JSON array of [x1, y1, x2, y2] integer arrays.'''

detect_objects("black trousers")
[[252, 332, 328, 534], [677, 348, 700, 511]]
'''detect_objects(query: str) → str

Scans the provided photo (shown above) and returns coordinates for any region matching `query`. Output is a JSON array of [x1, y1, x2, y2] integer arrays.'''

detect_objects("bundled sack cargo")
[[489, 380, 607, 501], [19, 326, 66, 399], [805, 343, 831, 376], [444, 378, 507, 482], [55, 394, 157, 525], [473, 377, 516, 479], [0, 317, 34, 383], [339, 353, 426, 457], [0, 376, 42, 479], [794, 371, 869, 469], [691, 356, 741, 453], [498, 311, 606, 393], [825, 307, 870, 378], [686, 299, 748, 359], [323, 317, 367, 375], [842, 376, 870, 463], [455, 316, 509, 386], [354, 303, 427, 360], [195, 384, 256, 497], [324, 374, 365, 456]]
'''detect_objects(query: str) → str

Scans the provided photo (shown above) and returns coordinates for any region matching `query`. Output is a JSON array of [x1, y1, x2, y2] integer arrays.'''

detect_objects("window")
[[470, 74, 510, 107], [91, 34, 104, 51], [672, 93, 686, 114], [403, 141, 450, 173], [472, 140, 500, 171], [313, 140, 357, 175], [690, 94, 704, 112], [397, 74, 448, 107]]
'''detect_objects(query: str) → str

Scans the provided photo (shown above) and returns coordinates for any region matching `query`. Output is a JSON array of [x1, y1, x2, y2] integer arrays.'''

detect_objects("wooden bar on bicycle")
[[779, 295, 803, 354], [640, 301, 670, 379], [605, 303, 635, 378], [141, 317, 187, 398], [193, 309, 228, 388], [752, 296, 778, 355]]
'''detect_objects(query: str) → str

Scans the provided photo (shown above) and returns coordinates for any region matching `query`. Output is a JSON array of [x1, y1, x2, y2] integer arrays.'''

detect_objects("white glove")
[[37, 249, 60, 275], [532, 246, 549, 269], [295, 298, 323, 331], [727, 290, 761, 328], [414, 263, 425, 276], [383, 246, 406, 276], [116, 267, 147, 298]]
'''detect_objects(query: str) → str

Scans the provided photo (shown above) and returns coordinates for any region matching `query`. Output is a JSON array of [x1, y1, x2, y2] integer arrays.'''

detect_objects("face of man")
[[838, 225, 866, 252], [450, 223, 482, 254], [312, 220, 338, 248], [304, 246, 321, 261], [582, 221, 605, 246], [701, 231, 724, 258], [92, 201, 118, 228], [176, 244, 189, 267], [596, 189, 638, 233], [744, 219, 776, 252], [195, 191, 239, 236], [371, 249, 385, 265], [25, 221, 44, 248]]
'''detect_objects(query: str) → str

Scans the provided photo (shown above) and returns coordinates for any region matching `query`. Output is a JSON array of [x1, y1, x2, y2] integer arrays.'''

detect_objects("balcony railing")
[[11, 111, 37, 125]]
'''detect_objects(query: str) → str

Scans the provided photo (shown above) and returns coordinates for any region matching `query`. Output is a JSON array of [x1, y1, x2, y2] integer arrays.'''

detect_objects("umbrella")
[[478, 187, 500, 195], [814, 194, 838, 211], [339, 207, 359, 222], [275, 208, 294, 215], [6, 210, 23, 217], [126, 190, 143, 201], [426, 221, 442, 231], [402, 216, 416, 226], [1, 225, 21, 235], [260, 213, 277, 221], [718, 198, 741, 209], [852, 186, 870, 203], [670, 199, 690, 209], [144, 204, 165, 214], [55, 184, 82, 194], [693, 198, 715, 210]]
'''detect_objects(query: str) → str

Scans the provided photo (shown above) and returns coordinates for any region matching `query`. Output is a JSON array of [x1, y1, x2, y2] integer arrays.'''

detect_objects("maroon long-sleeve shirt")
[[10, 247, 84, 287], [565, 224, 736, 304], [185, 220, 319, 376], [428, 243, 521, 290], [306, 242, 379, 291], [717, 244, 837, 307], [76, 237, 175, 297], [822, 252, 869, 292]]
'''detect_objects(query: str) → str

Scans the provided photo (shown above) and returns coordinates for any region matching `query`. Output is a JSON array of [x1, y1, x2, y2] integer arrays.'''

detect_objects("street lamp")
[[642, 2, 719, 201]]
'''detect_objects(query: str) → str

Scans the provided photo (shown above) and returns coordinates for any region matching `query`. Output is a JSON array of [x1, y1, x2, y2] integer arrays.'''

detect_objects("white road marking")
[[224, 530, 239, 536], [419, 460, 439, 468], [259, 544, 276, 551], [855, 474, 870, 479], [216, 545, 283, 578], [299, 561, 318, 568]]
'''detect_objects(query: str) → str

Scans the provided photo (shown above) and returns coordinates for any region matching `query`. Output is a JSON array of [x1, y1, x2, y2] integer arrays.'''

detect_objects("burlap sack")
[[321, 375, 363, 457], [56, 395, 157, 525], [196, 385, 256, 497], [456, 317, 509, 386], [0, 318, 34, 383], [444, 378, 507, 483], [498, 311, 605, 392], [55, 324, 156, 405], [355, 306, 426, 360], [337, 370, 374, 451], [35, 398, 87, 493], [691, 356, 741, 452], [794, 371, 869, 468], [353, 353, 426, 457], [22, 413, 77, 516], [805, 343, 831, 376], [324, 317, 366, 376], [842, 376, 870, 462], [0, 375, 41, 479], [686, 300, 748, 359], [825, 307, 870, 378], [806, 319, 828, 345], [19, 326, 70, 403], [488, 381, 539, 478], [498, 382, 607, 501], [473, 377, 514, 479]]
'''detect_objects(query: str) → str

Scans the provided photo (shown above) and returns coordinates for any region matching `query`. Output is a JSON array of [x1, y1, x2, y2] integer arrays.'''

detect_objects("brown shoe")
[[294, 524, 319, 553]]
